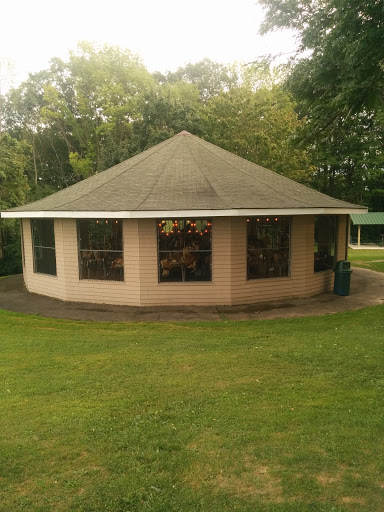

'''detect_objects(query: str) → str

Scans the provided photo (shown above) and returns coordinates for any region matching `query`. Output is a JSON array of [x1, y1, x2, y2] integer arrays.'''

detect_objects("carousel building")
[[1, 131, 367, 306]]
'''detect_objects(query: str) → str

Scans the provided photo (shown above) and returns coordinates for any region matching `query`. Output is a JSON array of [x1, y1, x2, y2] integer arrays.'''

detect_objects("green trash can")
[[333, 260, 352, 296]]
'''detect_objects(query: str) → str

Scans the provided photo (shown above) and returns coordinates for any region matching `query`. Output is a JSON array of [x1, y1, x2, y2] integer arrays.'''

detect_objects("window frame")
[[31, 219, 57, 276], [314, 215, 338, 273], [157, 218, 212, 283], [77, 219, 124, 282], [246, 216, 291, 281]]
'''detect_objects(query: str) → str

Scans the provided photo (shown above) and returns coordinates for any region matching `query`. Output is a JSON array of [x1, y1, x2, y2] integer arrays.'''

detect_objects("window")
[[31, 219, 57, 276], [157, 219, 212, 282], [247, 217, 290, 279], [314, 216, 337, 272], [78, 220, 124, 281]]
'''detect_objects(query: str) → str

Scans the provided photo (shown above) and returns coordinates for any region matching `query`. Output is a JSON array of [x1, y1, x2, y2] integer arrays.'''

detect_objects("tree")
[[0, 133, 30, 272], [258, 0, 384, 131], [2, 43, 156, 188], [258, 0, 384, 208], [65, 42, 155, 173], [203, 84, 313, 182], [166, 58, 239, 102], [0, 59, 15, 137], [306, 112, 384, 208], [133, 81, 205, 151], [0, 133, 29, 210]]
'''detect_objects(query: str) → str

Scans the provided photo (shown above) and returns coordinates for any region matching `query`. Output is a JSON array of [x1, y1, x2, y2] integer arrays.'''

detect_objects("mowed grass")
[[348, 249, 384, 273], [1, 308, 384, 512]]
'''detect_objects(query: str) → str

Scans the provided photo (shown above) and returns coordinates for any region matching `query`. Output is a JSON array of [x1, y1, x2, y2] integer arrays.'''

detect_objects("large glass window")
[[158, 219, 212, 282], [247, 217, 290, 279], [314, 216, 337, 272], [31, 219, 57, 276], [78, 220, 124, 281]]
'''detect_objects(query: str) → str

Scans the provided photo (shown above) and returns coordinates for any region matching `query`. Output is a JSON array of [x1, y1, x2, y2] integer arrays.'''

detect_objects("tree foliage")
[[0, 133, 29, 209], [0, 133, 30, 272], [258, 0, 384, 209], [204, 84, 313, 183], [2, 44, 310, 195], [165, 58, 239, 102], [132, 81, 204, 151], [259, 0, 384, 128]]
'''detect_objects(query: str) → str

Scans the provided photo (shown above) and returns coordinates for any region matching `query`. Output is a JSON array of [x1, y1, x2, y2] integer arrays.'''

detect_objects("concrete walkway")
[[0, 268, 383, 322], [349, 244, 384, 250]]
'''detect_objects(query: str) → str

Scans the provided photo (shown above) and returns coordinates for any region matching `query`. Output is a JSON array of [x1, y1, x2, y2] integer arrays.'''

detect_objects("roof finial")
[[177, 130, 192, 135]]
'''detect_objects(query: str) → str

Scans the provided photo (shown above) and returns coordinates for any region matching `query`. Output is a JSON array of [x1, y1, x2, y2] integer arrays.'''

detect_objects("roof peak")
[[176, 130, 192, 136]]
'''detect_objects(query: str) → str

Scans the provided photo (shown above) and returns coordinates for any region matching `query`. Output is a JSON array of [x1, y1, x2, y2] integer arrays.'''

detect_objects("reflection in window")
[[158, 219, 212, 282], [314, 216, 337, 272], [78, 220, 124, 281], [247, 217, 290, 279], [31, 219, 57, 276]]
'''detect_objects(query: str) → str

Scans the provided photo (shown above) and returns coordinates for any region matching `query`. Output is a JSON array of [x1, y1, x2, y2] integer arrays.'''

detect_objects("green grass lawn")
[[1, 308, 384, 511], [348, 249, 384, 273]]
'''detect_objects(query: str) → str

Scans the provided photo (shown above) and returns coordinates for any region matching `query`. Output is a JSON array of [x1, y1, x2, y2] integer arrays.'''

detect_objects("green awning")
[[350, 212, 384, 225]]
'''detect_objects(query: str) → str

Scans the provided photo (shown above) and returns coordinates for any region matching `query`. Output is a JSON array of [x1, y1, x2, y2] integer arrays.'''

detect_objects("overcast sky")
[[1, 0, 298, 91]]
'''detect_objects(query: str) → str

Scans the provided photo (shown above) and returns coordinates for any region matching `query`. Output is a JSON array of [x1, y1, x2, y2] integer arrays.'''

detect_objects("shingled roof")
[[2, 131, 367, 218]]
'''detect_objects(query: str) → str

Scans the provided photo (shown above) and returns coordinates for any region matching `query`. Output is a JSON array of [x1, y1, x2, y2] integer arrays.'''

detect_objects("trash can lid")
[[335, 260, 351, 270]]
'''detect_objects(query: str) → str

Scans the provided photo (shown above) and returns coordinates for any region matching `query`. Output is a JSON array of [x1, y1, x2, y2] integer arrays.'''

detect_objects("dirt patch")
[[214, 463, 283, 502], [184, 444, 284, 503], [185, 462, 284, 502], [316, 474, 341, 485], [340, 496, 366, 505]]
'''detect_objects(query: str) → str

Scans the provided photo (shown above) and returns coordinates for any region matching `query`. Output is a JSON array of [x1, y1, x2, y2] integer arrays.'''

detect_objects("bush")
[[0, 221, 22, 276]]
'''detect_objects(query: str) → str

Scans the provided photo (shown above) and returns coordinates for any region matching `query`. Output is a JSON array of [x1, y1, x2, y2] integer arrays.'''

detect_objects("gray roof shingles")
[[5, 132, 365, 213]]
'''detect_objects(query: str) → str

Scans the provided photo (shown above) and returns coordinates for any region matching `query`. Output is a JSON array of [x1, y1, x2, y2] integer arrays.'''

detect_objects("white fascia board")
[[1, 207, 368, 219]]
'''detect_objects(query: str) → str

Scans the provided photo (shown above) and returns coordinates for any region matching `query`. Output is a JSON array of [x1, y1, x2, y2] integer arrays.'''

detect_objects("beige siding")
[[22, 214, 348, 307]]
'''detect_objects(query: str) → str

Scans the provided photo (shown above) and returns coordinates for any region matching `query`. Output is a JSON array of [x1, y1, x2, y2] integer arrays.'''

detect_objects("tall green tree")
[[166, 58, 239, 102], [258, 0, 384, 130], [3, 43, 156, 189], [307, 112, 384, 207], [204, 84, 313, 182], [133, 81, 204, 150], [258, 0, 384, 208], [0, 133, 30, 272], [65, 42, 155, 174]]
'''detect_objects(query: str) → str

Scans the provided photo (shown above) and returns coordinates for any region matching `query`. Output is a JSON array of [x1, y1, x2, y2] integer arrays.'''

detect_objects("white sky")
[[0, 0, 298, 91]]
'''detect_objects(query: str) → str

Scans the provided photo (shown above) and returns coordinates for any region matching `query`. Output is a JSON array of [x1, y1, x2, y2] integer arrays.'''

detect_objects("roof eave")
[[1, 207, 368, 219]]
